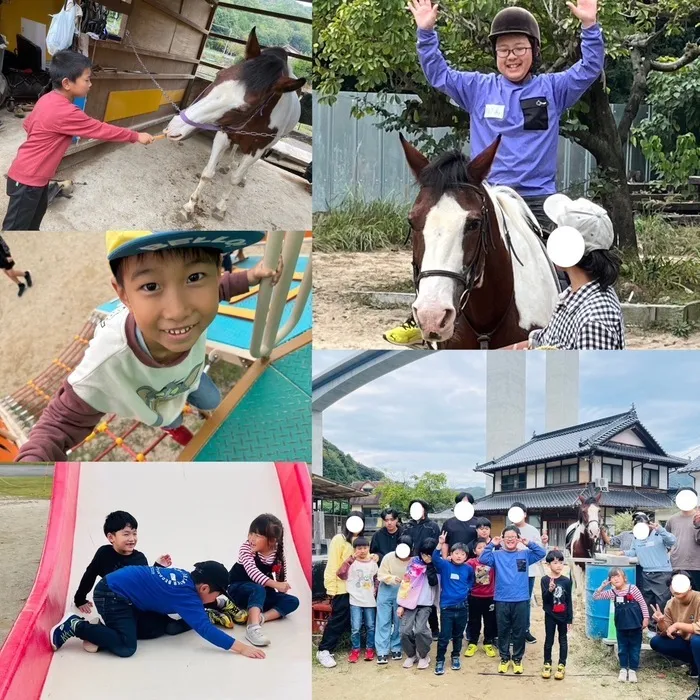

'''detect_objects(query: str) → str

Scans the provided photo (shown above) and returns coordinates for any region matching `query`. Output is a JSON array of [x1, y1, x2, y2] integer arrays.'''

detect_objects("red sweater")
[[467, 557, 495, 598], [7, 91, 140, 187]]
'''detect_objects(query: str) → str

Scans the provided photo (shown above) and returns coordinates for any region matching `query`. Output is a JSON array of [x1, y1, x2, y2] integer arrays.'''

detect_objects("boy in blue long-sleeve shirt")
[[433, 532, 475, 675], [479, 526, 546, 674], [50, 561, 265, 660], [624, 512, 676, 629]]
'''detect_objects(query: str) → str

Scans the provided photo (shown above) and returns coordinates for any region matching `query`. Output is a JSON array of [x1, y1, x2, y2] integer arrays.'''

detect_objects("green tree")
[[375, 472, 455, 515], [322, 439, 385, 484], [314, 0, 700, 252]]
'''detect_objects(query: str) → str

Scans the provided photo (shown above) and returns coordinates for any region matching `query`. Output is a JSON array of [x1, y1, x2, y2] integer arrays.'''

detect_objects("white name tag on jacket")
[[450, 573, 460, 580], [484, 104, 505, 119]]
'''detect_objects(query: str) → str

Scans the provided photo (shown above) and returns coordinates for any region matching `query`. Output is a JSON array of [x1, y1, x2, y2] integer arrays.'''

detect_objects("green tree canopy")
[[375, 472, 456, 516]]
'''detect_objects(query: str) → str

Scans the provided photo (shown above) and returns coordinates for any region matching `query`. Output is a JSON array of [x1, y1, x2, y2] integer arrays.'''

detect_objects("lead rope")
[[123, 30, 280, 139]]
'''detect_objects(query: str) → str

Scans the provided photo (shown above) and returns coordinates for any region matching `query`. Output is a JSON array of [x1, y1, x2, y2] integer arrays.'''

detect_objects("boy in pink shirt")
[[465, 539, 497, 658], [3, 50, 154, 231]]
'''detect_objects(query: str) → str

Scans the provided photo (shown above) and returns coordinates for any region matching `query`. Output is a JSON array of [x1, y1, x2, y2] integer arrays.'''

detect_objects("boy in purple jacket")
[[386, 0, 604, 346]]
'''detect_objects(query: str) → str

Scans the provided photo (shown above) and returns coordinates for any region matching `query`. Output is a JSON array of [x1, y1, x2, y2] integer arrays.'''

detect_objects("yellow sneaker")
[[513, 660, 524, 674], [464, 643, 478, 657], [207, 608, 233, 629], [554, 664, 566, 680], [498, 659, 510, 674], [542, 663, 552, 679], [220, 598, 247, 624], [483, 644, 497, 658], [383, 318, 423, 346]]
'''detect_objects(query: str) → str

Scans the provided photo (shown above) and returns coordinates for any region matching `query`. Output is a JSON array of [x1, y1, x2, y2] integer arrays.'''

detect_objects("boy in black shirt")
[[540, 550, 573, 680]]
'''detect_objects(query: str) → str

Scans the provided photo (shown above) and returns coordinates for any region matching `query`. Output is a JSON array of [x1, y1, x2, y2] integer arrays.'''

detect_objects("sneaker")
[[554, 663, 566, 680], [50, 614, 84, 651], [464, 643, 478, 657], [219, 597, 247, 624], [434, 660, 445, 675], [207, 608, 234, 629], [525, 632, 537, 644], [403, 656, 417, 669], [365, 648, 375, 661], [377, 654, 389, 665], [451, 656, 461, 671], [627, 669, 637, 683], [24, 271, 32, 288], [316, 650, 337, 668], [17, 283, 26, 297], [82, 640, 99, 653], [432, 632, 439, 641], [618, 669, 627, 682], [417, 656, 430, 670], [498, 659, 510, 674], [542, 663, 552, 679], [391, 651, 402, 661], [383, 318, 423, 346], [348, 649, 360, 663], [162, 425, 193, 445], [483, 644, 497, 657], [513, 660, 524, 674], [245, 623, 270, 647]]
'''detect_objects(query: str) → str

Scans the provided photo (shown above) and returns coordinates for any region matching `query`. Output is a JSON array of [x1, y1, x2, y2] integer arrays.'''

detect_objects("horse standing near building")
[[566, 492, 602, 597]]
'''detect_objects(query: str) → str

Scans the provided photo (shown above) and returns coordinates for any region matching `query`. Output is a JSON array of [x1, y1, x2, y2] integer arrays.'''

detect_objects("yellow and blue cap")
[[105, 230, 265, 262]]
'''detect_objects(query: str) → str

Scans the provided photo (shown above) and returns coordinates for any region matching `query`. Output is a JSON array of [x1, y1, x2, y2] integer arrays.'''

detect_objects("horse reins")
[[411, 183, 522, 349]]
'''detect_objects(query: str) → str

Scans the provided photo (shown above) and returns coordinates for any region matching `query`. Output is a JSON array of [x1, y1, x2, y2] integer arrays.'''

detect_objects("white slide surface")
[[41, 462, 310, 699]]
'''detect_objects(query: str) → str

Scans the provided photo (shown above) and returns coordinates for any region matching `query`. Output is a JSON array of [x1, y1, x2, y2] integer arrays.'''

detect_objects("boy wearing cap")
[[50, 561, 265, 659], [649, 572, 700, 699], [624, 513, 676, 630], [512, 194, 625, 350], [385, 0, 604, 346], [16, 231, 280, 462]]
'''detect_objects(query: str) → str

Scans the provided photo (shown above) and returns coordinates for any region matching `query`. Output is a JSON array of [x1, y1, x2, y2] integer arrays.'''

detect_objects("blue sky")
[[313, 351, 700, 487]]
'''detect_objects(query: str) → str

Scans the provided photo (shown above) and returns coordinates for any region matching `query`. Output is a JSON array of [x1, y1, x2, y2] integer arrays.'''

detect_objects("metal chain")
[[123, 30, 281, 139]]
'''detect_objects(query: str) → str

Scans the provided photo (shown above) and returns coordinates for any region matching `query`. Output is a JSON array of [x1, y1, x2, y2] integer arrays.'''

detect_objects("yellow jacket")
[[324, 533, 354, 596]]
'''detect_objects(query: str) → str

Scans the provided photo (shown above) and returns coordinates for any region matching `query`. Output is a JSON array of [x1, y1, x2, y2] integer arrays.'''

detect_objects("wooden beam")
[[141, 0, 209, 34], [216, 2, 312, 25], [207, 33, 312, 62], [90, 38, 200, 65], [93, 72, 195, 80]]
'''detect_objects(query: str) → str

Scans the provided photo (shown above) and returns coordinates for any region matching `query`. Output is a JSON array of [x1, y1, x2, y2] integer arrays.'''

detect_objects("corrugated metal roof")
[[475, 409, 682, 472], [474, 487, 674, 513]]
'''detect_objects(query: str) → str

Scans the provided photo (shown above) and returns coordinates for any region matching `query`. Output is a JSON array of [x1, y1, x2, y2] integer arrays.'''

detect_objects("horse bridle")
[[410, 183, 521, 349]]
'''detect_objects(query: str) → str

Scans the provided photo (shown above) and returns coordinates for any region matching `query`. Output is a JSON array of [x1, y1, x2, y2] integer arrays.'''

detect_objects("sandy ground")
[[0, 498, 49, 648], [313, 603, 692, 700], [0, 113, 311, 232], [313, 250, 700, 350]]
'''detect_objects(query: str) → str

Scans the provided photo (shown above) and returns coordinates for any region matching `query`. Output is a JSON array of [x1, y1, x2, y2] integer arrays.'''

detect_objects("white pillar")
[[312, 410, 323, 476], [545, 351, 580, 432]]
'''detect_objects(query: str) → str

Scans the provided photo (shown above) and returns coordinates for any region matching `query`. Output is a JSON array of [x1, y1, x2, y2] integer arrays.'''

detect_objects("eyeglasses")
[[495, 46, 532, 58]]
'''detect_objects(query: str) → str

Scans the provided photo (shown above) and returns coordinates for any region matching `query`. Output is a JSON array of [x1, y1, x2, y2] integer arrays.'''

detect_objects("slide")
[[0, 462, 311, 700]]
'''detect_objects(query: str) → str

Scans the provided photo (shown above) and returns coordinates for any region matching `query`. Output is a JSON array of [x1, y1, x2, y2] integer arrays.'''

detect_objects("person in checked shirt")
[[512, 194, 625, 350]]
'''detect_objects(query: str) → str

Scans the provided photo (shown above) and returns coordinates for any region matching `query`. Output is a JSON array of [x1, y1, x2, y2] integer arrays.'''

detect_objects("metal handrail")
[[249, 232, 310, 359]]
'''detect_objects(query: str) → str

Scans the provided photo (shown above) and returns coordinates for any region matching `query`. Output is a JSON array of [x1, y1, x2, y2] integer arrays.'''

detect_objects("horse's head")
[[400, 135, 501, 342], [164, 28, 305, 140], [578, 492, 602, 539]]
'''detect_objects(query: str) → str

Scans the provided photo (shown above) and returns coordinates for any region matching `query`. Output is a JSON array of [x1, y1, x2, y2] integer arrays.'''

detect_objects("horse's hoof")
[[178, 208, 192, 222], [212, 208, 226, 221]]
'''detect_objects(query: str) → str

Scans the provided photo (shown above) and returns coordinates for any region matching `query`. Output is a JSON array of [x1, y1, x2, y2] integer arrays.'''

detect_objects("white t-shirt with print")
[[347, 559, 378, 607]]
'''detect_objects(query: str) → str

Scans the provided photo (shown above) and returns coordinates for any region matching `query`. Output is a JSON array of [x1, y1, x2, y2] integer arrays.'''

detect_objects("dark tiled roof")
[[474, 487, 674, 513], [596, 444, 687, 466], [476, 408, 680, 472], [676, 455, 700, 474]]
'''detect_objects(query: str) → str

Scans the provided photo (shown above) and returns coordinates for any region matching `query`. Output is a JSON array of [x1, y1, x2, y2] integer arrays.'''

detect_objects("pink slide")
[[0, 462, 311, 700]]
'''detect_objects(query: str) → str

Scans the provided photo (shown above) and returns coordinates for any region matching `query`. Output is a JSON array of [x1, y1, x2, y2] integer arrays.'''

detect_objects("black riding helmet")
[[489, 7, 541, 71]]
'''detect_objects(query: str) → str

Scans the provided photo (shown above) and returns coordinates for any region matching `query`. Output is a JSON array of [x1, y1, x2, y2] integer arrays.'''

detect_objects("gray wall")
[[313, 92, 651, 212]]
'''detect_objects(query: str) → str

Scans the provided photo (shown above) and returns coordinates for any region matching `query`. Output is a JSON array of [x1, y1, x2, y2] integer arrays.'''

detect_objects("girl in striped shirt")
[[593, 568, 649, 683], [228, 514, 299, 647]]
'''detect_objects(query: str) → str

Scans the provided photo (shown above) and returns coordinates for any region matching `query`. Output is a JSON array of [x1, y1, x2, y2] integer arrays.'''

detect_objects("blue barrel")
[[585, 562, 636, 639]]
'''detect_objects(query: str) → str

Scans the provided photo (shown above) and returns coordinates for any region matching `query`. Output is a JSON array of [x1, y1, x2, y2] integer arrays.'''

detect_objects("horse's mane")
[[241, 48, 289, 92], [418, 150, 473, 197]]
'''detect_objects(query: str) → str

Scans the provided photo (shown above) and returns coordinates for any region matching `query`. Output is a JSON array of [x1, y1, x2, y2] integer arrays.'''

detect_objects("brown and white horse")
[[164, 28, 305, 221], [400, 135, 559, 349], [566, 492, 602, 593]]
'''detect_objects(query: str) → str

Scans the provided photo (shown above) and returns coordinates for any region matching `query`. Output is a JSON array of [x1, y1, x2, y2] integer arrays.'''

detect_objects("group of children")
[[51, 510, 298, 659]]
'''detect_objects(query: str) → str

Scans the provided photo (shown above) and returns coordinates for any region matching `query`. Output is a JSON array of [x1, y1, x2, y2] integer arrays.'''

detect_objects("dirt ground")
[[313, 603, 693, 700], [0, 497, 49, 648], [313, 250, 700, 350], [0, 114, 311, 232]]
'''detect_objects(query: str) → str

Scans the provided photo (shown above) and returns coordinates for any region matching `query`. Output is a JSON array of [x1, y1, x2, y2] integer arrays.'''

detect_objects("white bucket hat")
[[543, 194, 614, 267]]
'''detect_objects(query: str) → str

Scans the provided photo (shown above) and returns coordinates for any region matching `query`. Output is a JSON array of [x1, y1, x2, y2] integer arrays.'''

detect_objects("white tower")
[[545, 351, 580, 432]]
